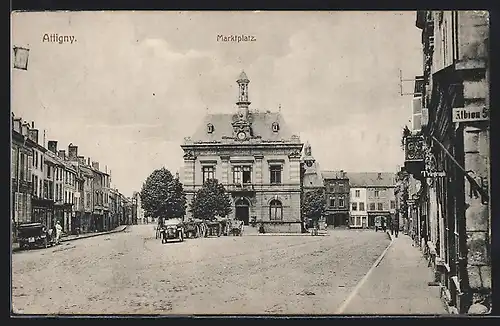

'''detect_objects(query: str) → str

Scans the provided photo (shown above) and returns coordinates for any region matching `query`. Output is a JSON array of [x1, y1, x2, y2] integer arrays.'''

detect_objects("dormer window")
[[272, 122, 280, 132], [207, 123, 214, 134]]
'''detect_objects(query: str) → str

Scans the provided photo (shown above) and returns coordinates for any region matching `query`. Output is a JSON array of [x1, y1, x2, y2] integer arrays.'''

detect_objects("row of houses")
[[301, 144, 396, 229], [11, 113, 137, 240], [400, 11, 490, 314]]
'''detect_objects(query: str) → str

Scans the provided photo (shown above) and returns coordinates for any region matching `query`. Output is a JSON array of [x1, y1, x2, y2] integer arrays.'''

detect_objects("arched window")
[[269, 199, 283, 221]]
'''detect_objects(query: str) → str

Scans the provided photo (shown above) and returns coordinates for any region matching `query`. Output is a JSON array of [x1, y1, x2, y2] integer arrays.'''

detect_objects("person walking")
[[394, 217, 400, 238], [55, 220, 62, 244]]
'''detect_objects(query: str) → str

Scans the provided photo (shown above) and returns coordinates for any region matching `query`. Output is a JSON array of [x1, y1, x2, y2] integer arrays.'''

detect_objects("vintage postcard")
[[10, 10, 491, 316]]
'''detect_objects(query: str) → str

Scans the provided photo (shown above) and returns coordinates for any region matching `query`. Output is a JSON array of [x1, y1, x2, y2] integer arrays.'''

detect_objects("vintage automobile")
[[17, 222, 56, 250], [160, 218, 185, 243], [374, 216, 386, 232]]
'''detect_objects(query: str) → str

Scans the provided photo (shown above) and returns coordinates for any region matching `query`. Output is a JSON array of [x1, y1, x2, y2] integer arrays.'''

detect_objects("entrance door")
[[235, 198, 250, 226]]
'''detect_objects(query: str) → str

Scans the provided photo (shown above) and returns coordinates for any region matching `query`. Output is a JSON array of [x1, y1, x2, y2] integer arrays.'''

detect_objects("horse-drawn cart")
[[183, 218, 205, 238], [228, 219, 244, 236], [204, 219, 222, 237]]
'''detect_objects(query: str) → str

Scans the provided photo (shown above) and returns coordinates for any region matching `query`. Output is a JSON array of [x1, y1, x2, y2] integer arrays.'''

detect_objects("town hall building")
[[181, 71, 304, 233]]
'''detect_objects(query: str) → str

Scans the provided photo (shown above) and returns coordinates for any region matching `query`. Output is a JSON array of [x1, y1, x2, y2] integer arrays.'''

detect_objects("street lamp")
[[13, 46, 29, 71]]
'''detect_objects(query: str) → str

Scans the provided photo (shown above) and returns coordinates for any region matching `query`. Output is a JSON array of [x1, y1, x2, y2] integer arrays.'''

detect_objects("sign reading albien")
[[452, 106, 489, 122]]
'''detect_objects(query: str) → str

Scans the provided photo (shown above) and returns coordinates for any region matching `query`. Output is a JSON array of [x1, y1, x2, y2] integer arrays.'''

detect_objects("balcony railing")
[[227, 183, 255, 192]]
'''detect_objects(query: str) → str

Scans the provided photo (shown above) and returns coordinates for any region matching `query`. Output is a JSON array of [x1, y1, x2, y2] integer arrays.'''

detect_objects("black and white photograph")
[[10, 10, 491, 316]]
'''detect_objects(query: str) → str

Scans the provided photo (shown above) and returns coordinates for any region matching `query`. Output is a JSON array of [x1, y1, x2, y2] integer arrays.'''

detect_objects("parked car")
[[160, 218, 185, 244], [17, 222, 56, 250]]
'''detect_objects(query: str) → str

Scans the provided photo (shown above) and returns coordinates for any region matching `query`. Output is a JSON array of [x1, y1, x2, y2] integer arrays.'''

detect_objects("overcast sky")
[[11, 11, 422, 197]]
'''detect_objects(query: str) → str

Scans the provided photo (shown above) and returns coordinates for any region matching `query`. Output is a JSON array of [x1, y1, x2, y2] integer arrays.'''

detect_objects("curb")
[[335, 230, 395, 314], [245, 232, 329, 237], [60, 225, 128, 243]]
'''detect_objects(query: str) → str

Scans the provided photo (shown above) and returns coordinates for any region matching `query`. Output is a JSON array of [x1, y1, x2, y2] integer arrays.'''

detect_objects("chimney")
[[58, 150, 66, 160], [22, 121, 29, 136], [47, 140, 58, 153], [31, 121, 35, 128], [92, 161, 100, 171], [87, 157, 91, 166], [28, 129, 39, 144], [77, 156, 86, 166], [68, 143, 78, 160]]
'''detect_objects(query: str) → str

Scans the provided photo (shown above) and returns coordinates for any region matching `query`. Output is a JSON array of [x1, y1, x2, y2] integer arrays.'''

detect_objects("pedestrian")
[[394, 219, 399, 238], [55, 220, 62, 244]]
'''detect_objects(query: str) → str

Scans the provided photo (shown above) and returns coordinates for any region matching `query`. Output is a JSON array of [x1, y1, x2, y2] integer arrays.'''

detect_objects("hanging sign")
[[422, 171, 446, 178], [452, 106, 489, 122]]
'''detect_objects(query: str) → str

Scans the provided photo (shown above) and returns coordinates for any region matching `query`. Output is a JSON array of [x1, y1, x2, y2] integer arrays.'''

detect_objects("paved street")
[[12, 225, 390, 315]]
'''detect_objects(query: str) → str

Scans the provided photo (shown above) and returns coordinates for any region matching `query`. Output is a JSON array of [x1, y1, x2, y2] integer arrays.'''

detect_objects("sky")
[[11, 11, 423, 197]]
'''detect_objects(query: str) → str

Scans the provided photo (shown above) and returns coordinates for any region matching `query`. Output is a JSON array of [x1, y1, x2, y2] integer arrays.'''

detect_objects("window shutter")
[[27, 155, 33, 182], [412, 96, 422, 132], [14, 193, 19, 221], [12, 149, 17, 179], [421, 107, 429, 128], [26, 195, 31, 222]]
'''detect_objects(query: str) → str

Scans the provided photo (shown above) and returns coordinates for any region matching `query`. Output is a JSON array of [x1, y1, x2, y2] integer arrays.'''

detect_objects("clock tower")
[[302, 141, 316, 168], [232, 70, 253, 140]]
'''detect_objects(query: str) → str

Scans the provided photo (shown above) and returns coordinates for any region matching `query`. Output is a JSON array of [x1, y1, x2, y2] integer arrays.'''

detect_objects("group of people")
[[47, 220, 63, 244]]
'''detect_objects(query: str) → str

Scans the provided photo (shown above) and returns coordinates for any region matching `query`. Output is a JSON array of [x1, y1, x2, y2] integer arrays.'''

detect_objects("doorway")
[[235, 198, 250, 226]]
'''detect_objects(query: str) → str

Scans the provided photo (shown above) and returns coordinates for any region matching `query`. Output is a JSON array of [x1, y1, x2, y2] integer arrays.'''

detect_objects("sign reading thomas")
[[452, 106, 489, 123]]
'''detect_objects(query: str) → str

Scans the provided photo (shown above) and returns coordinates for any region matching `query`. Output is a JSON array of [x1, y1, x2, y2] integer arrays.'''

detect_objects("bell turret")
[[236, 70, 251, 121]]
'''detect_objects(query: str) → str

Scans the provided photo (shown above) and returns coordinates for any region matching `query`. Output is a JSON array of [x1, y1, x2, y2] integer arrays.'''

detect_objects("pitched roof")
[[189, 110, 296, 143], [345, 172, 396, 187], [321, 170, 348, 179], [237, 70, 249, 82]]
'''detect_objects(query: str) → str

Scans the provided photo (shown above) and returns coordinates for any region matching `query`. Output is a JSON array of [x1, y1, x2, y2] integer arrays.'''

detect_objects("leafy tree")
[[400, 125, 411, 149], [395, 169, 410, 221], [140, 167, 186, 220], [301, 188, 326, 223], [190, 179, 232, 220]]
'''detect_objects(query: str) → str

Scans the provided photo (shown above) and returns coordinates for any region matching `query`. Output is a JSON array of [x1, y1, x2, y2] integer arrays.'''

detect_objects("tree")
[[190, 179, 232, 220], [401, 125, 411, 149], [301, 188, 326, 223], [140, 167, 186, 220], [395, 169, 410, 221]]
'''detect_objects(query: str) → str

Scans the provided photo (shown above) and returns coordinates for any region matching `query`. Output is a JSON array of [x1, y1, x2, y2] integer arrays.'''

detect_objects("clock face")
[[237, 131, 246, 140]]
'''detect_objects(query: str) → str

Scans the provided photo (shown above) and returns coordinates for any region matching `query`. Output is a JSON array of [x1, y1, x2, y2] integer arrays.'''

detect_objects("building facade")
[[322, 171, 350, 227], [11, 113, 128, 243], [404, 10, 491, 314], [132, 191, 146, 224], [181, 71, 304, 233], [349, 186, 368, 228], [347, 172, 396, 228], [11, 116, 34, 241]]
